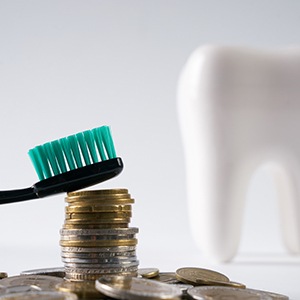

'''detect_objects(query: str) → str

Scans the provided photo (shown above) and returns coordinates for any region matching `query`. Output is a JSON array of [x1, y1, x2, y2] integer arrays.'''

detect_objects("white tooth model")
[[177, 45, 300, 262]]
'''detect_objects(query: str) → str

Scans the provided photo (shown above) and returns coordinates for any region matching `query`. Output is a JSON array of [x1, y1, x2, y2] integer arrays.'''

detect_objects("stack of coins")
[[60, 189, 139, 281]]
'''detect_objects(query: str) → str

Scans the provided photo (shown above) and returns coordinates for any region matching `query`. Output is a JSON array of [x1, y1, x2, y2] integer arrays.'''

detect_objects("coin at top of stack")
[[60, 189, 139, 281]]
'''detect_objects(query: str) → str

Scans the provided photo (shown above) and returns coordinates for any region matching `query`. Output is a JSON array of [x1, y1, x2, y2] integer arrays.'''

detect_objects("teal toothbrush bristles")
[[28, 126, 117, 181]]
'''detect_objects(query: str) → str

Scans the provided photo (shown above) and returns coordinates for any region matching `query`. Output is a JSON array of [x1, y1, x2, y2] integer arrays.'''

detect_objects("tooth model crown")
[[177, 45, 300, 262]]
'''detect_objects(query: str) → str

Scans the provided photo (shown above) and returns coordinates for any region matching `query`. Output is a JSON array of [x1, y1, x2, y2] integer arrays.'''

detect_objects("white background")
[[0, 1, 299, 298]]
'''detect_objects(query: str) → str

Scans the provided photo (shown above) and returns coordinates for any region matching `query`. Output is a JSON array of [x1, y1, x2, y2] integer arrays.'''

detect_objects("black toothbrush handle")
[[0, 187, 38, 204], [0, 157, 123, 205]]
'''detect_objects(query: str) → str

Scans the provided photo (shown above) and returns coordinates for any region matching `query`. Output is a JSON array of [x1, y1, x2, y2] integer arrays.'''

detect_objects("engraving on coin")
[[61, 250, 136, 258], [176, 267, 230, 285], [62, 256, 138, 264], [65, 204, 132, 213], [95, 276, 182, 300]]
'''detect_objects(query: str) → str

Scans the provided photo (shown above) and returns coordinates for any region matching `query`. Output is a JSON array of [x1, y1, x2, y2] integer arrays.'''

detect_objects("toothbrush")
[[0, 125, 123, 205]]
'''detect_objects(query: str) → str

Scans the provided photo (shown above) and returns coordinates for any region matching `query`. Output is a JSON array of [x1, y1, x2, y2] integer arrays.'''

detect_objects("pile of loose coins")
[[60, 189, 139, 281], [0, 189, 290, 299], [0, 266, 289, 299]]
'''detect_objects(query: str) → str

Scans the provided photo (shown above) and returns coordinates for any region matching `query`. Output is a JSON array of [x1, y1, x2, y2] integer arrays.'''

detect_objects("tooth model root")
[[178, 45, 300, 262]]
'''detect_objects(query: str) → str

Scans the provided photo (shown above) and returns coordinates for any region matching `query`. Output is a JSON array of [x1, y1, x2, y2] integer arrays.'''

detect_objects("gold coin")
[[65, 212, 132, 220], [56, 280, 105, 299], [62, 223, 129, 229], [138, 268, 159, 279], [175, 267, 230, 285], [60, 238, 138, 247], [66, 194, 132, 201], [66, 198, 135, 205], [65, 204, 132, 213], [64, 218, 131, 224], [66, 194, 132, 202], [67, 189, 129, 197]]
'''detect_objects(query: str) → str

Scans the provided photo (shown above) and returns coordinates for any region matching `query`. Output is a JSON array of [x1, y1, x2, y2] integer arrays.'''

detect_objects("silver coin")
[[61, 250, 136, 259], [65, 265, 138, 274], [20, 267, 65, 278], [60, 234, 136, 241], [96, 276, 182, 300], [245, 288, 289, 300], [0, 291, 78, 299], [172, 283, 193, 293], [61, 246, 136, 253], [60, 228, 138, 236], [62, 256, 138, 264], [63, 261, 139, 269], [0, 286, 6, 295], [0, 275, 63, 292], [64, 271, 137, 281], [187, 286, 272, 300]]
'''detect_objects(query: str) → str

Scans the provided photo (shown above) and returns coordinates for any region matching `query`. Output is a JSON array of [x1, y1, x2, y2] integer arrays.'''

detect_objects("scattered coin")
[[246, 288, 289, 300], [20, 268, 65, 278], [0, 186, 290, 300], [153, 272, 180, 284], [138, 268, 160, 279], [176, 267, 230, 286], [187, 286, 273, 299], [95, 275, 182, 300], [0, 275, 63, 292], [195, 278, 246, 288], [0, 291, 78, 299]]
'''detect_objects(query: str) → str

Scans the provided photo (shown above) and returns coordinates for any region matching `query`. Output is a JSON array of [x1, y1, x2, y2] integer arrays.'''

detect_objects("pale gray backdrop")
[[0, 0, 299, 276]]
